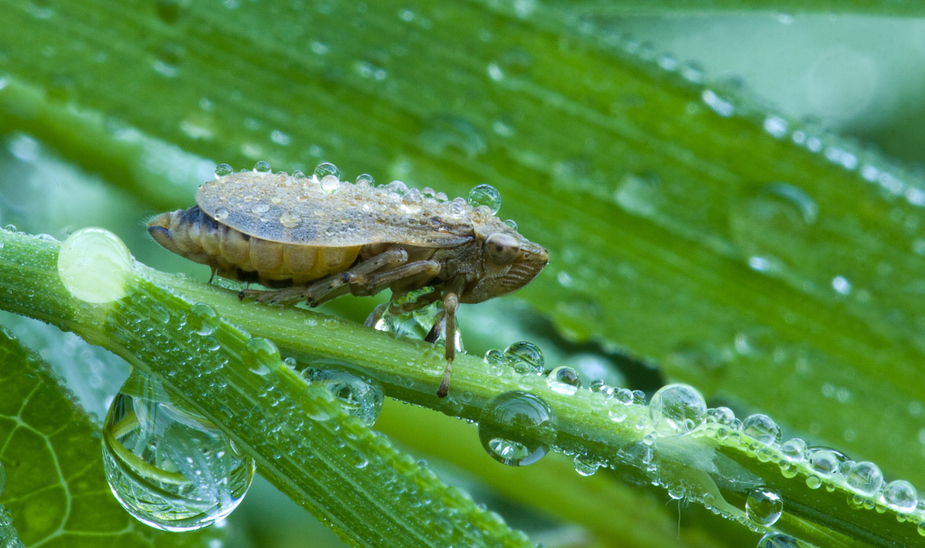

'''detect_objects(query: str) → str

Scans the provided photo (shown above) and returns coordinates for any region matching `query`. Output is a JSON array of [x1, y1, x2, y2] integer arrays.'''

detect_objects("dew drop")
[[102, 371, 255, 531], [648, 383, 706, 436], [546, 366, 581, 395], [313, 162, 341, 180], [746, 488, 783, 526], [242, 337, 280, 375], [58, 228, 134, 304], [278, 210, 302, 229], [467, 184, 502, 214], [757, 532, 802, 548], [306, 369, 384, 426], [573, 454, 600, 477], [705, 406, 737, 426], [478, 391, 556, 467], [742, 414, 781, 445], [503, 341, 544, 375], [355, 173, 375, 186], [187, 303, 221, 336], [807, 448, 840, 477], [417, 116, 486, 158], [252, 160, 271, 173], [213, 207, 229, 222], [884, 480, 918, 512], [214, 163, 233, 178], [780, 438, 807, 461], [846, 461, 883, 496], [503, 219, 518, 231]]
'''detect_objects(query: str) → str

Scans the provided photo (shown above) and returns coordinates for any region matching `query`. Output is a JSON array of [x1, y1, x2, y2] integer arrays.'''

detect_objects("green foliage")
[[0, 0, 924, 547]]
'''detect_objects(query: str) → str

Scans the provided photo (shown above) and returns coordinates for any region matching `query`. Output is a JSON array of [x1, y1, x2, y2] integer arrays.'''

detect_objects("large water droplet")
[[242, 337, 280, 375], [214, 163, 233, 178], [757, 532, 803, 548], [313, 162, 341, 180], [102, 372, 255, 531], [58, 228, 134, 304], [503, 341, 544, 375], [478, 391, 556, 467], [884, 480, 918, 512], [546, 366, 581, 395], [746, 488, 783, 525], [306, 369, 384, 426], [573, 454, 600, 477], [742, 414, 781, 446], [187, 303, 221, 336], [846, 461, 883, 496], [807, 448, 840, 477], [466, 184, 502, 215], [648, 384, 706, 436]]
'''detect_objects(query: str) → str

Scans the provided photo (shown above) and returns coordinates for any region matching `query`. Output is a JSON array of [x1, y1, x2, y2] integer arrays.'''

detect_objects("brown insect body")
[[148, 170, 548, 397]]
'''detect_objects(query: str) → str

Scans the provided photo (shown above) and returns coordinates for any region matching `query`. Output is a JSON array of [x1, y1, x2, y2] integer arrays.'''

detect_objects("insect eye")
[[483, 233, 520, 265]]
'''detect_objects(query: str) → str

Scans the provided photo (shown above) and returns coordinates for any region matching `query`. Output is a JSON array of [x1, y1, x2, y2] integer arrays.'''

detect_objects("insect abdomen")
[[148, 206, 360, 286]]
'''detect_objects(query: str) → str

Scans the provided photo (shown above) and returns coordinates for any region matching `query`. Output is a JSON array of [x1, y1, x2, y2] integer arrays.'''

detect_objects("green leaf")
[[0, 325, 228, 548]]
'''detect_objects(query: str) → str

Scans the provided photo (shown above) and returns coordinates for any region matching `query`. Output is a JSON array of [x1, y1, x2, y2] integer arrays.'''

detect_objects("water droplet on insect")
[[102, 371, 255, 531], [546, 366, 581, 395], [305, 369, 384, 426], [385, 180, 408, 197], [320, 175, 340, 193], [355, 173, 375, 186], [884, 480, 918, 512], [252, 161, 271, 173], [757, 532, 802, 548], [242, 337, 280, 375], [478, 391, 556, 467], [746, 488, 783, 525], [503, 341, 544, 375], [313, 162, 341, 180], [213, 207, 229, 221], [573, 454, 600, 476], [58, 228, 134, 304], [648, 384, 706, 436], [846, 461, 883, 495], [742, 414, 781, 445], [278, 210, 302, 229], [503, 219, 518, 230], [214, 163, 233, 178], [251, 202, 270, 215], [467, 184, 502, 214]]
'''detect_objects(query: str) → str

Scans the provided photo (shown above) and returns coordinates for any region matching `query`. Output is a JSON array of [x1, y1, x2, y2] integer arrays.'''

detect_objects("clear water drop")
[[807, 448, 840, 477], [242, 337, 280, 375], [214, 163, 233, 178], [757, 532, 802, 548], [884, 480, 918, 512], [573, 454, 600, 477], [102, 371, 255, 531], [742, 414, 781, 445], [478, 391, 556, 467], [746, 488, 783, 525], [846, 461, 883, 496], [187, 303, 221, 336], [503, 341, 544, 375], [648, 383, 706, 436], [467, 184, 502, 214], [780, 438, 807, 461], [546, 366, 581, 395], [252, 160, 271, 173], [355, 173, 375, 186], [307, 369, 384, 426], [313, 162, 341, 180]]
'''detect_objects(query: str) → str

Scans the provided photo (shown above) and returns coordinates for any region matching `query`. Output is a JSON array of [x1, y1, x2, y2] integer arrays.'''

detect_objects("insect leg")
[[436, 292, 459, 398]]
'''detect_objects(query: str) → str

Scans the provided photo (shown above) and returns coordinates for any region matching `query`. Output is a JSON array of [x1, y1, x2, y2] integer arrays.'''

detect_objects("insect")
[[147, 166, 548, 397]]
